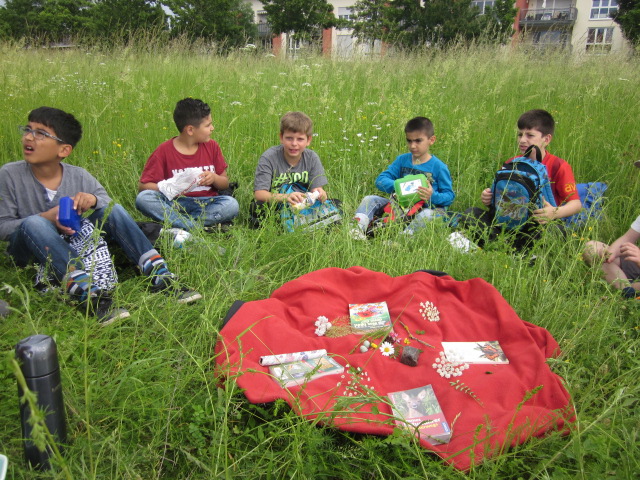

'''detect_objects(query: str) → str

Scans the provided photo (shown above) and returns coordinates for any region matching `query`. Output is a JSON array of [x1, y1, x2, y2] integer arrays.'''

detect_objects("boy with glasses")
[[0, 107, 201, 325]]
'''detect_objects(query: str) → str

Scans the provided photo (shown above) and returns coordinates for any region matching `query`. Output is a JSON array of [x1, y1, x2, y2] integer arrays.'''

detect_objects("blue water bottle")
[[15, 335, 67, 470], [58, 196, 81, 233]]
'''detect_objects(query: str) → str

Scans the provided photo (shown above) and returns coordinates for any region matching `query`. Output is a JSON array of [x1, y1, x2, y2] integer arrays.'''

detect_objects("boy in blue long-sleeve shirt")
[[352, 116, 454, 238]]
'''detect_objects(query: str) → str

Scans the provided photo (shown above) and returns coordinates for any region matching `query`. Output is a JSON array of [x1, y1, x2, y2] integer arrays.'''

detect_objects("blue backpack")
[[490, 145, 556, 230], [563, 181, 608, 228], [279, 183, 342, 233]]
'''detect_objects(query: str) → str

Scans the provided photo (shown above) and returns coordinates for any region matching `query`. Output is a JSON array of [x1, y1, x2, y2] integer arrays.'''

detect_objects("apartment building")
[[249, 0, 630, 56], [515, 0, 627, 53]]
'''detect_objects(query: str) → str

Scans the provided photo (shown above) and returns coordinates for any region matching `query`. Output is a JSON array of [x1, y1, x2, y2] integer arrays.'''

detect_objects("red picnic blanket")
[[214, 267, 573, 470]]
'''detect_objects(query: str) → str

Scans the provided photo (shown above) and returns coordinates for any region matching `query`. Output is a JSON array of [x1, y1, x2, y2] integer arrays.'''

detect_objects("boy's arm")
[[533, 198, 582, 223], [480, 188, 493, 206], [255, 189, 306, 205], [534, 156, 581, 222], [199, 168, 230, 191], [375, 159, 402, 194], [428, 164, 455, 207], [138, 147, 166, 192], [307, 155, 328, 202], [0, 172, 25, 240], [139, 181, 159, 192], [606, 228, 640, 264], [311, 187, 328, 202]]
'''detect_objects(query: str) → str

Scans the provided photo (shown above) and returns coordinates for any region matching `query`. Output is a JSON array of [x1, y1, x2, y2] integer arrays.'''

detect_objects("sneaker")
[[622, 286, 638, 299], [79, 294, 130, 326], [161, 228, 192, 247], [204, 223, 232, 234], [152, 276, 202, 304], [448, 232, 478, 253], [349, 227, 367, 240]]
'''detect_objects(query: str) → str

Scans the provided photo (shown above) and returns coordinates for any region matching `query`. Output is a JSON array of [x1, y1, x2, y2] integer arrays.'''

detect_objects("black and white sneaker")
[[78, 293, 130, 326], [151, 276, 202, 304], [203, 222, 232, 234]]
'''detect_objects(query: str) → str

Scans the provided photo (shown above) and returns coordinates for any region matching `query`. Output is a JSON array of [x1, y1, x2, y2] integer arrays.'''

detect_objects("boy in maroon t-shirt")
[[461, 109, 582, 250], [136, 98, 239, 232]]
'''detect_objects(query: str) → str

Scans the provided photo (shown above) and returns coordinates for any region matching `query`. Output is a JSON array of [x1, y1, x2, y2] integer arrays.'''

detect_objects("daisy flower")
[[379, 342, 395, 357]]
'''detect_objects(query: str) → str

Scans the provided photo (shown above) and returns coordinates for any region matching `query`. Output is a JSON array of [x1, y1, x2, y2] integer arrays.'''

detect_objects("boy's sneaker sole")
[[204, 223, 232, 234], [99, 307, 131, 326], [151, 277, 202, 304], [175, 288, 203, 304], [77, 293, 130, 325]]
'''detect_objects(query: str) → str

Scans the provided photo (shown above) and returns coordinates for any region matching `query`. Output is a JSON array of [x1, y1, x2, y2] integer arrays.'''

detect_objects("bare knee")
[[583, 240, 608, 265]]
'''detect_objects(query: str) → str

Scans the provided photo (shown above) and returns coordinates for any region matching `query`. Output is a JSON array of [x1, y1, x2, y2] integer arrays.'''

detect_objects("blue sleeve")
[[429, 162, 455, 208], [375, 156, 404, 194]]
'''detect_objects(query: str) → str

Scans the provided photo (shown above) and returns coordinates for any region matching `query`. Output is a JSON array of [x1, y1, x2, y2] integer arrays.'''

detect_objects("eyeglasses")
[[18, 125, 65, 143]]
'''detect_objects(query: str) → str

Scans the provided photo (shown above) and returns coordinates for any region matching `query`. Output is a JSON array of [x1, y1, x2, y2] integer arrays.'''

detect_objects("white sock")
[[353, 213, 369, 232]]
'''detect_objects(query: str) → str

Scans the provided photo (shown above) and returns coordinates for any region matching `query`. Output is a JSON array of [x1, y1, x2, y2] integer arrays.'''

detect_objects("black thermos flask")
[[15, 334, 67, 470]]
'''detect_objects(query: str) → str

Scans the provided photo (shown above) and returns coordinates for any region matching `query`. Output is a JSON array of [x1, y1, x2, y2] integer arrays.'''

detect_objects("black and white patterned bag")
[[35, 218, 118, 292]]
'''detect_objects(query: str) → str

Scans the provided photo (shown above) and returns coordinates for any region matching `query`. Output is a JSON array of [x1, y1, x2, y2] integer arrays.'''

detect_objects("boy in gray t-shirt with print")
[[251, 111, 331, 228]]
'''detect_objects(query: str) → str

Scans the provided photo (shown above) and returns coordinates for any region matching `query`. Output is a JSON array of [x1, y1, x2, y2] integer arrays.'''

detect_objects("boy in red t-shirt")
[[136, 98, 239, 232], [461, 109, 582, 250]]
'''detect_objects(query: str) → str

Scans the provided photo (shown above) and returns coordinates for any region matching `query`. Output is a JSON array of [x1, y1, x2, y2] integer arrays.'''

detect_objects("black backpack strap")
[[279, 182, 307, 194], [221, 300, 246, 330], [414, 269, 448, 277], [524, 145, 543, 162]]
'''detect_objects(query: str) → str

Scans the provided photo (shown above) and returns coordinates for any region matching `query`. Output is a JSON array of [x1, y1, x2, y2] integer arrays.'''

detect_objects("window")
[[586, 27, 614, 52], [590, 0, 618, 20], [472, 1, 495, 15], [532, 30, 570, 48], [338, 7, 353, 21]]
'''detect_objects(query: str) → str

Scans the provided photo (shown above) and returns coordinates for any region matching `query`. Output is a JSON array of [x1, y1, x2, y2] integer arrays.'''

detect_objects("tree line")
[[1, 0, 637, 51]]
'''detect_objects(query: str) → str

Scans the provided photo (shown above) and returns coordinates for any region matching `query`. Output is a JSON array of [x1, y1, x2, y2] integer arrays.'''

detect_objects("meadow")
[[0, 39, 639, 479]]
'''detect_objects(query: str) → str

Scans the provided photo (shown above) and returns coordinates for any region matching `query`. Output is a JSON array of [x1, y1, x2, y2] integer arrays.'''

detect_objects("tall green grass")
[[0, 41, 639, 478]]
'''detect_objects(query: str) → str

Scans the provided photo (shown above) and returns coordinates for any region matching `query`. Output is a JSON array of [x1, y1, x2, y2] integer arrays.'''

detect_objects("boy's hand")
[[55, 219, 76, 236], [620, 242, 640, 266], [417, 184, 433, 202], [311, 187, 328, 203], [198, 171, 216, 187], [286, 192, 306, 206], [41, 206, 77, 235], [72, 193, 97, 214], [480, 188, 492, 206], [533, 200, 558, 224], [604, 244, 620, 264]]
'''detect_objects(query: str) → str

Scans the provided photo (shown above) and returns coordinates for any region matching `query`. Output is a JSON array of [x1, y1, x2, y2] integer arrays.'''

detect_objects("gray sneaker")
[[175, 287, 203, 304], [81, 294, 130, 326], [152, 276, 202, 304]]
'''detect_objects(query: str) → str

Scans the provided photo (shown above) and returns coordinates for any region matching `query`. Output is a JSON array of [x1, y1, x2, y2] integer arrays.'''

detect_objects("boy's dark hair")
[[280, 112, 313, 136], [405, 117, 434, 138], [28, 107, 82, 147], [173, 98, 211, 133], [517, 109, 555, 136]]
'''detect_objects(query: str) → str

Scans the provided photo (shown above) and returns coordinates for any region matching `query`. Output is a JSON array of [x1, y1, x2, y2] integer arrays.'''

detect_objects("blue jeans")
[[8, 204, 156, 283], [135, 191, 239, 231], [355, 195, 441, 235]]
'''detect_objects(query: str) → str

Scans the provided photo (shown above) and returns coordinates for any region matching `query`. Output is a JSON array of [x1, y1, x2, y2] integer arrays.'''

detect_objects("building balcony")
[[257, 23, 272, 37], [519, 7, 577, 27]]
